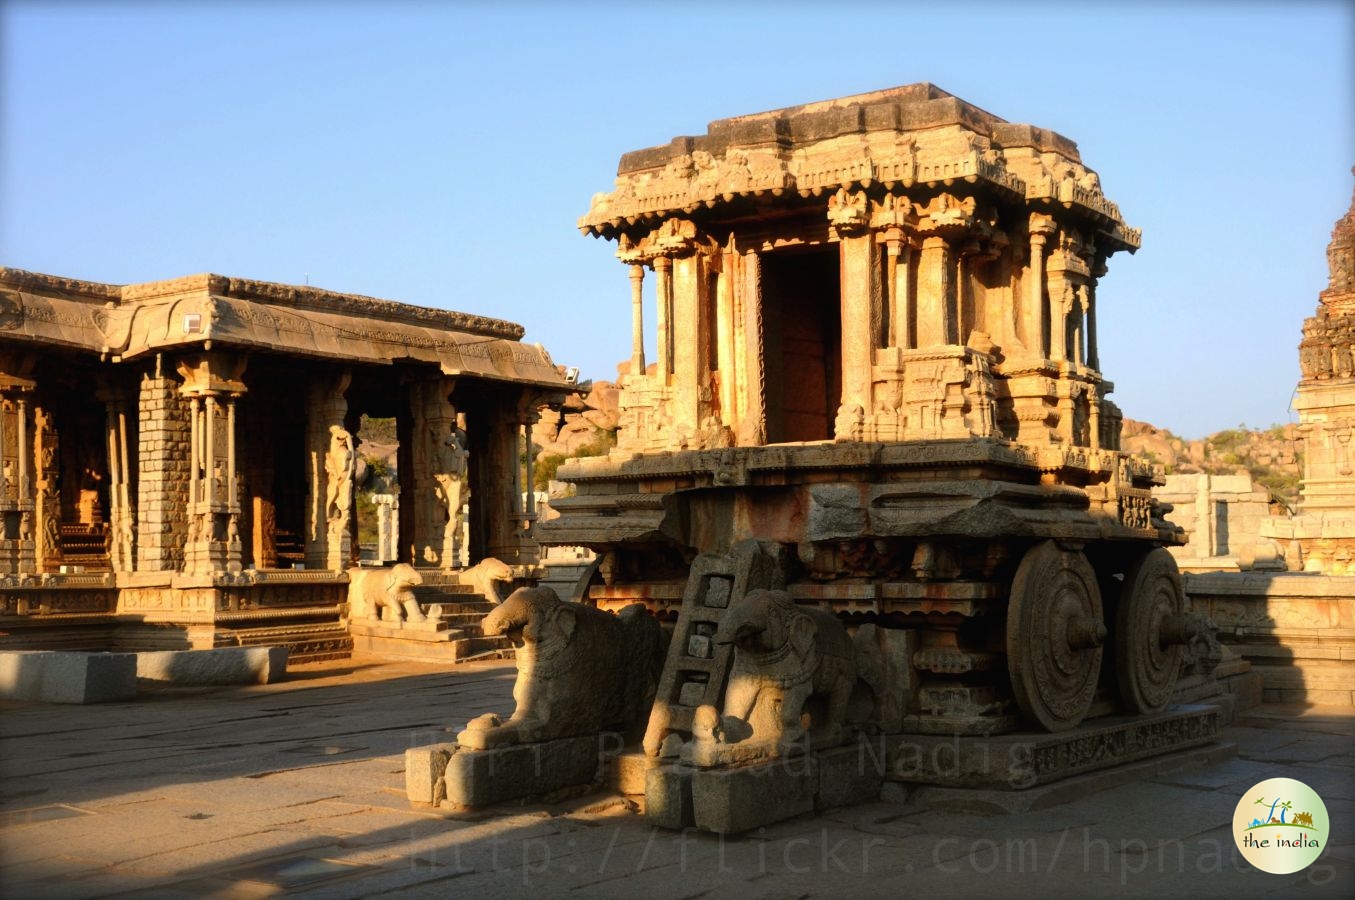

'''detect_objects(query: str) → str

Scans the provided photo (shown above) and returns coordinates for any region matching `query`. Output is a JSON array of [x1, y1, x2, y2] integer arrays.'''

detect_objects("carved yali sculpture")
[[691, 588, 855, 760], [458, 587, 666, 750], [347, 563, 426, 624]]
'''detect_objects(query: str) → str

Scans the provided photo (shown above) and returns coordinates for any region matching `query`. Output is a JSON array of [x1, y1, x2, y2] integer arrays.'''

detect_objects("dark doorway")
[[761, 248, 842, 443]]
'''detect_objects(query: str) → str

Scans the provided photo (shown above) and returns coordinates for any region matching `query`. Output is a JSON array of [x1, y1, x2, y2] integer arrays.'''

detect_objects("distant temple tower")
[[1267, 173, 1355, 574]]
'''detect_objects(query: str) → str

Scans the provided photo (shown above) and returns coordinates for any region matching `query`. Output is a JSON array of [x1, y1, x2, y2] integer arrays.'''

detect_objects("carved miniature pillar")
[[181, 383, 244, 576], [1027, 218, 1054, 358], [17, 396, 28, 500], [888, 238, 913, 349], [837, 231, 879, 431], [1087, 385, 1102, 451], [1074, 285, 1090, 367], [737, 250, 766, 446], [654, 255, 674, 382], [916, 237, 953, 348], [304, 370, 352, 572], [1051, 284, 1072, 364], [629, 264, 647, 377]]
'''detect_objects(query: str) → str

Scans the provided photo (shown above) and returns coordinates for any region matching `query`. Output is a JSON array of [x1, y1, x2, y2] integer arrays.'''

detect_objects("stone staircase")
[[347, 576, 514, 663]]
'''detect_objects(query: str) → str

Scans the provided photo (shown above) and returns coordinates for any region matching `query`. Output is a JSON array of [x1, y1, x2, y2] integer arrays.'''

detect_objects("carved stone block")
[[443, 734, 603, 808], [691, 755, 816, 835]]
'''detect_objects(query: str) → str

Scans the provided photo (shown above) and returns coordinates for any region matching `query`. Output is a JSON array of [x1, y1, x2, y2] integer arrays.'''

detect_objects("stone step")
[[225, 624, 353, 665], [349, 630, 512, 663]]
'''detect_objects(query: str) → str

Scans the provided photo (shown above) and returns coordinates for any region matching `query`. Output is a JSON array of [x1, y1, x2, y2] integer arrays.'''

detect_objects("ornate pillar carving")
[[303, 370, 351, 572], [886, 234, 914, 349], [407, 376, 463, 568], [97, 384, 135, 572], [178, 353, 247, 576]]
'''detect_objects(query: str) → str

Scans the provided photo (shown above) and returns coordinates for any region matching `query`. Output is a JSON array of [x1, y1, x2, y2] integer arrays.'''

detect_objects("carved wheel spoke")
[[1006, 540, 1104, 732], [1114, 548, 1186, 714]]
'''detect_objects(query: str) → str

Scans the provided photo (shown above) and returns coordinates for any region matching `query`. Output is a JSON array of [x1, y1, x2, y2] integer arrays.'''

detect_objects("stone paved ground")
[[1, 658, 1351, 899]]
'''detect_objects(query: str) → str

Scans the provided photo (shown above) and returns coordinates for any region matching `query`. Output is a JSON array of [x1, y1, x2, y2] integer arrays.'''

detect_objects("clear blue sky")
[[3, 2, 1351, 439]]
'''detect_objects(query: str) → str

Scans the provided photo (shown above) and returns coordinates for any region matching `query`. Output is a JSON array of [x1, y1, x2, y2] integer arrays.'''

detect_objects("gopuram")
[[500, 84, 1227, 832], [0, 269, 566, 658], [1262, 175, 1355, 574]]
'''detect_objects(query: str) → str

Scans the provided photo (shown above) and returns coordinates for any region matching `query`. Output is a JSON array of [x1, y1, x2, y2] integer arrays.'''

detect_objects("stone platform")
[[645, 704, 1224, 834], [2, 658, 1351, 898]]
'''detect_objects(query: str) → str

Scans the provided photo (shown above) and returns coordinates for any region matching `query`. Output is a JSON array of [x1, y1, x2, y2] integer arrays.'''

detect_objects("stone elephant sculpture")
[[457, 586, 667, 750], [347, 563, 426, 624], [699, 588, 856, 753]]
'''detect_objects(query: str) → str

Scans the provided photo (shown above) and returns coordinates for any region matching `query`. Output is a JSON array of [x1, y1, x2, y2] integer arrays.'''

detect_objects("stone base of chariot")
[[641, 703, 1226, 835], [406, 733, 620, 809]]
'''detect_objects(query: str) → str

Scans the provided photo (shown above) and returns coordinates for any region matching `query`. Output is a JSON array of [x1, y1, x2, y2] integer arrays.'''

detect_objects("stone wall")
[[1158, 473, 1280, 571], [135, 374, 190, 571], [1186, 572, 1355, 707]]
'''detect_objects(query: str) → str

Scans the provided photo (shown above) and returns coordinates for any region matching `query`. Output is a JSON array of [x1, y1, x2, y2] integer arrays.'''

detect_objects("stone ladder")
[[641, 541, 781, 754]]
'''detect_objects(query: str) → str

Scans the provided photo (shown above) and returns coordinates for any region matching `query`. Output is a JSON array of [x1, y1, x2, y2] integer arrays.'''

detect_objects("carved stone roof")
[[580, 82, 1140, 252], [1321, 169, 1355, 312], [0, 267, 566, 388]]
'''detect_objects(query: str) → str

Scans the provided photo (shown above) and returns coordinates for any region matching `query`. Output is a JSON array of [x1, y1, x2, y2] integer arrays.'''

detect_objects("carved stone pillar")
[[1026, 216, 1055, 358], [671, 251, 706, 438], [33, 404, 61, 573], [481, 394, 530, 564], [736, 250, 766, 446], [629, 264, 646, 377], [136, 368, 190, 572], [177, 354, 247, 576], [887, 236, 913, 349], [916, 237, 953, 348], [0, 360, 37, 574], [1088, 258, 1106, 371], [654, 255, 673, 382], [97, 385, 135, 573], [837, 230, 879, 434], [716, 249, 736, 425], [304, 370, 351, 572], [406, 376, 463, 567]]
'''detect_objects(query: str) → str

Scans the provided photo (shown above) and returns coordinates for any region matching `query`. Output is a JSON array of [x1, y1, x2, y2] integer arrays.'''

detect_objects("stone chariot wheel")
[[1114, 548, 1187, 714], [1006, 540, 1107, 733]]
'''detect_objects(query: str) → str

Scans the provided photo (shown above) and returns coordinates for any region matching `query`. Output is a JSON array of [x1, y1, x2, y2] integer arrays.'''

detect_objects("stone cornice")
[[121, 274, 525, 340]]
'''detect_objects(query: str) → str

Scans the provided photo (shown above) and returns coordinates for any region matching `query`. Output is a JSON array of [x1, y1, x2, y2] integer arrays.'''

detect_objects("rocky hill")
[[1120, 419, 1303, 509]]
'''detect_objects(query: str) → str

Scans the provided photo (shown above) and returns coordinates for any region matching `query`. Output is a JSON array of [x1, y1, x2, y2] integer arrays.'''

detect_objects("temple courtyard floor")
[[1, 657, 1352, 899]]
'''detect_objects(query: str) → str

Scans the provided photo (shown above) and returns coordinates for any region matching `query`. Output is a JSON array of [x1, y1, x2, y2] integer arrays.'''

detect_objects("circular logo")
[[1233, 778, 1329, 874]]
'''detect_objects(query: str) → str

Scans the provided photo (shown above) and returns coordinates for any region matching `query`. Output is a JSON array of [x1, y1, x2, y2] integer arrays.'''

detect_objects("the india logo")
[[1233, 777, 1330, 874]]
